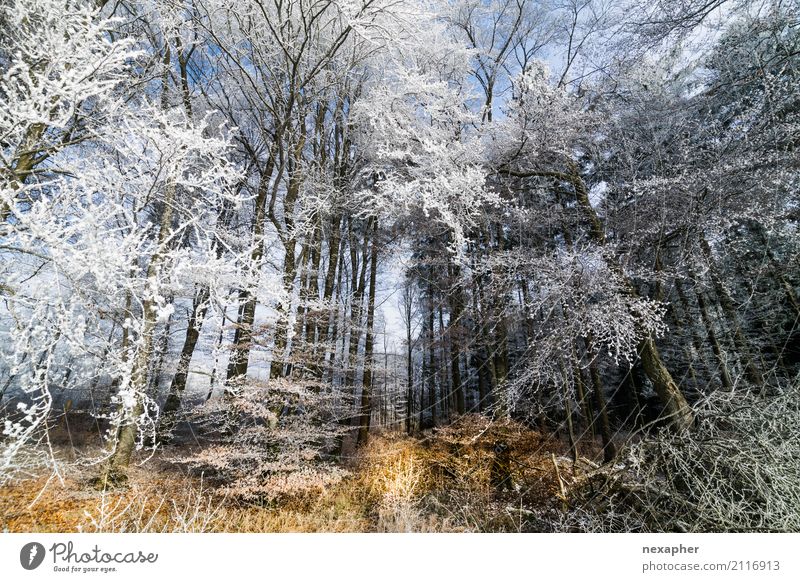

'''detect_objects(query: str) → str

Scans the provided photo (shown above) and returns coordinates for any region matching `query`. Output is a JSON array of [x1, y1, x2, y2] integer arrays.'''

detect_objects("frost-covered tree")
[[1, 0, 798, 534], [0, 0, 242, 483]]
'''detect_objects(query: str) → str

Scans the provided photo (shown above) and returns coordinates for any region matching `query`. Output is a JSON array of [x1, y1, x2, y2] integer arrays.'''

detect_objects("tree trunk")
[[357, 225, 379, 445], [639, 337, 694, 430], [700, 237, 764, 387], [558, 359, 579, 463], [587, 339, 616, 463], [103, 178, 177, 483], [147, 302, 173, 398], [426, 294, 437, 428], [405, 286, 415, 435], [447, 264, 466, 415], [270, 131, 306, 379], [159, 286, 210, 440], [674, 279, 709, 383], [694, 286, 734, 390], [227, 153, 277, 385], [344, 220, 370, 402]]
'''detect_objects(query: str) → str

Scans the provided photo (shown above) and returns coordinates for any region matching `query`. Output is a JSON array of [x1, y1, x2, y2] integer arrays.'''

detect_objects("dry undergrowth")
[[1, 415, 598, 532]]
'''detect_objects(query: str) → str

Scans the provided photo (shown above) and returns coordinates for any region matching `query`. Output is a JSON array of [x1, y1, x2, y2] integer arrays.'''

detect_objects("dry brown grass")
[[1, 415, 589, 532], [349, 415, 588, 531]]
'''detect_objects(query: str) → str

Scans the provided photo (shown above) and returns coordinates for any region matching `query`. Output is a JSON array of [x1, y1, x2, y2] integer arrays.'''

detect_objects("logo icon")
[[20, 542, 46, 570]]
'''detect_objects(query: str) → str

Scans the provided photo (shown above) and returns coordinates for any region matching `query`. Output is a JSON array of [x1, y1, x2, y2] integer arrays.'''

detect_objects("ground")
[[0, 415, 606, 533]]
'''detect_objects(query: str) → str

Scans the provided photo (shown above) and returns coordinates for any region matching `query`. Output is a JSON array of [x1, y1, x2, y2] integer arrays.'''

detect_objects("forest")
[[0, 0, 798, 533]]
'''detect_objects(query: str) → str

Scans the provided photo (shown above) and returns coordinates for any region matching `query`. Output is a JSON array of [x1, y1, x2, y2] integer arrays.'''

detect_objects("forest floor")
[[0, 415, 607, 532]]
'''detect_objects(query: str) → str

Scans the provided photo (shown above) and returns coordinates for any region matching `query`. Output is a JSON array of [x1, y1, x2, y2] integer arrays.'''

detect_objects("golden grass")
[[1, 415, 587, 532]]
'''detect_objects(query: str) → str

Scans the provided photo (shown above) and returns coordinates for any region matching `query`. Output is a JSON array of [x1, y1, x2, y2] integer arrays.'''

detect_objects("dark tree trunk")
[[587, 339, 616, 463], [694, 286, 734, 390], [159, 286, 210, 440], [227, 154, 276, 385], [426, 295, 437, 428], [357, 224, 379, 445], [700, 237, 764, 387]]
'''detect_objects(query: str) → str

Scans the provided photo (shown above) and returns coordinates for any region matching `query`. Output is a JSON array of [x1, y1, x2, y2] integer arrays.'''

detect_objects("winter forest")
[[0, 0, 798, 533]]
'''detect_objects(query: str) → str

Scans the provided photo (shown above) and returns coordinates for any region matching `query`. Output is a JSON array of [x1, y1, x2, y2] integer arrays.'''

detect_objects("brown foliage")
[[1, 416, 584, 532]]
